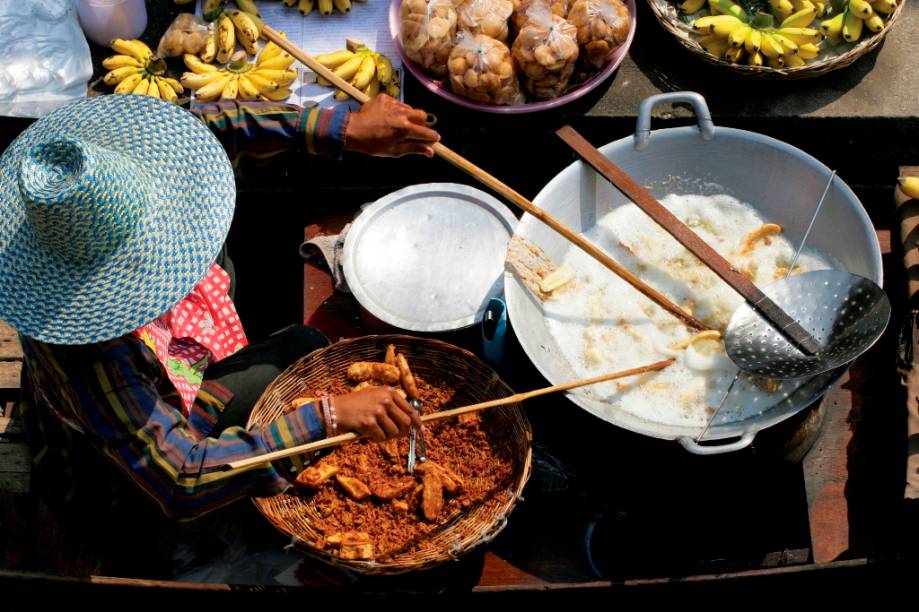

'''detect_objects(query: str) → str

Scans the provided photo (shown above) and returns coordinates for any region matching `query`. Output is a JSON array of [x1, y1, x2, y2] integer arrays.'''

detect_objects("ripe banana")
[[374, 53, 394, 85], [681, 0, 707, 12], [114, 72, 144, 94], [235, 0, 260, 16], [333, 0, 352, 12], [110, 39, 152, 62], [318, 0, 334, 14], [350, 55, 377, 89], [313, 43, 396, 99], [743, 28, 762, 53], [842, 8, 864, 41], [315, 50, 355, 69], [729, 24, 752, 47], [870, 0, 897, 15], [102, 54, 141, 70], [200, 31, 218, 63], [222, 75, 240, 100], [864, 13, 885, 31], [185, 54, 219, 74], [132, 77, 152, 96], [228, 10, 260, 55], [781, 7, 817, 27], [848, 0, 873, 18], [216, 15, 235, 63], [819, 11, 845, 36], [237, 74, 262, 99], [299, 0, 314, 14], [899, 177, 919, 200], [103, 66, 142, 86]]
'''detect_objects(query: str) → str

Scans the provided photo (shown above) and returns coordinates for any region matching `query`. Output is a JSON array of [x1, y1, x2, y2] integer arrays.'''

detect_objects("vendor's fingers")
[[364, 422, 387, 442], [392, 392, 423, 429], [404, 106, 429, 124], [377, 413, 402, 438], [395, 143, 435, 157], [401, 122, 440, 144], [386, 401, 414, 435]]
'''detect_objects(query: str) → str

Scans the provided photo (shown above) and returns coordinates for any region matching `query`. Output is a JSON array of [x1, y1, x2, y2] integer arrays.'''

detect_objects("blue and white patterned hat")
[[0, 95, 236, 345]]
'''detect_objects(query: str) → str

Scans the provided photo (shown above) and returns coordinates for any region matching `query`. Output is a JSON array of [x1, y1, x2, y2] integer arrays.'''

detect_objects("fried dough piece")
[[325, 531, 371, 547], [335, 475, 372, 501], [377, 438, 400, 462], [352, 381, 378, 392], [392, 499, 409, 512], [422, 471, 444, 521], [370, 479, 416, 500], [296, 463, 340, 488], [385, 344, 397, 366], [290, 396, 320, 409], [396, 353, 420, 399], [339, 543, 375, 560], [347, 361, 401, 384], [415, 461, 464, 493]]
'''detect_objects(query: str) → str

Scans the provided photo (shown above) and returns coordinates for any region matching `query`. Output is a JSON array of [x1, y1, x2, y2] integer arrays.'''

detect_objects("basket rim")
[[645, 0, 905, 79], [247, 334, 534, 576]]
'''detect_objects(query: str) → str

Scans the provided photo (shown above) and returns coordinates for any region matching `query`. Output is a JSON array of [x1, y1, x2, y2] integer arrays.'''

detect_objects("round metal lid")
[[343, 183, 517, 332]]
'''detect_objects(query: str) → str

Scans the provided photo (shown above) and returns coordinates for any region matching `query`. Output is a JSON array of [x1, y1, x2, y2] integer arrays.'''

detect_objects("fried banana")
[[385, 343, 396, 366], [422, 471, 444, 521], [296, 463, 340, 488], [347, 361, 400, 384], [395, 353, 420, 399], [335, 474, 372, 501]]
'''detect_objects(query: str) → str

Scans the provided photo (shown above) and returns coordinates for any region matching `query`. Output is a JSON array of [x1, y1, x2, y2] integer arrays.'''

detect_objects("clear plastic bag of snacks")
[[510, 1, 579, 100], [401, 0, 457, 77], [156, 13, 212, 58], [509, 0, 570, 38], [456, 0, 514, 42], [567, 0, 630, 68], [448, 32, 524, 105]]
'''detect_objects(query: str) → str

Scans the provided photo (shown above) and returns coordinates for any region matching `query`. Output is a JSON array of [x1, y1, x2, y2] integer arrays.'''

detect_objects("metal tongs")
[[407, 398, 426, 474]]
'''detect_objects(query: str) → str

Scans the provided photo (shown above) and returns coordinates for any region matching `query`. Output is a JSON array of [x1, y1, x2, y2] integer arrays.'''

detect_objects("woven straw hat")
[[0, 95, 236, 345]]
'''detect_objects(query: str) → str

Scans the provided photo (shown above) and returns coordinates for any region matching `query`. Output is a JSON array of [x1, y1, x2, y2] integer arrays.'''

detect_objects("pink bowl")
[[389, 0, 637, 114]]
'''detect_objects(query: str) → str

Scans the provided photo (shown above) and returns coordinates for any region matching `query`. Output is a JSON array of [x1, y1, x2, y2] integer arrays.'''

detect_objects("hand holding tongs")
[[407, 398, 426, 474]]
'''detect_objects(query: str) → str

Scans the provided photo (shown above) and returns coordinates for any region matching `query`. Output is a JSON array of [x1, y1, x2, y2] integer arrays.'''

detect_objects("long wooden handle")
[[223, 359, 674, 470], [557, 125, 820, 355], [261, 27, 707, 332]]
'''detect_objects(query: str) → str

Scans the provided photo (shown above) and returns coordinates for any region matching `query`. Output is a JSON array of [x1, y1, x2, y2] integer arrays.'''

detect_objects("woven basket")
[[646, 0, 905, 79], [247, 335, 533, 576]]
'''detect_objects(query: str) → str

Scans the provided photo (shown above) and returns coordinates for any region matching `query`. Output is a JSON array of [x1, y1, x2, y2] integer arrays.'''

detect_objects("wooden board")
[[0, 362, 21, 391]]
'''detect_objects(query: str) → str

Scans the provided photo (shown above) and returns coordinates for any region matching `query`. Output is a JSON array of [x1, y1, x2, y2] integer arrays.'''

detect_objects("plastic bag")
[[457, 0, 514, 42], [0, 0, 92, 118], [509, 0, 571, 38], [567, 0, 630, 68], [400, 0, 457, 77], [157, 13, 213, 58], [510, 1, 579, 100], [448, 32, 523, 105]]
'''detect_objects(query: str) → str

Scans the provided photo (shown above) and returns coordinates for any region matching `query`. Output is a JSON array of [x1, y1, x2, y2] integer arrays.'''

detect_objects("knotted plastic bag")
[[401, 0, 457, 77], [448, 32, 523, 105], [510, 1, 579, 100], [457, 0, 514, 42], [567, 0, 630, 68], [509, 0, 571, 38]]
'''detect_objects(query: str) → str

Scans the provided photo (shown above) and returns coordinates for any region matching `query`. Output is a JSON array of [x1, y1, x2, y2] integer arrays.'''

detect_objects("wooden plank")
[[0, 321, 22, 360], [802, 376, 852, 563], [0, 442, 30, 473], [0, 361, 21, 390], [0, 416, 22, 437]]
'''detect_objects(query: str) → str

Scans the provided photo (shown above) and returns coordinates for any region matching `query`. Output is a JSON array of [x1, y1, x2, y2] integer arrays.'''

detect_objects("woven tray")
[[247, 334, 533, 575], [646, 0, 905, 79]]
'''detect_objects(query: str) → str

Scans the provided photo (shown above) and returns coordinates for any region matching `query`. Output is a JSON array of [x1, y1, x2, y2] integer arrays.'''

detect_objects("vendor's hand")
[[344, 94, 440, 158], [333, 386, 422, 441]]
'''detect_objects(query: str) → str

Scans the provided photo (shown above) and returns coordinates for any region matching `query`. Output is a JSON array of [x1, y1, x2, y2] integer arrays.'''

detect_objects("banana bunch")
[[280, 0, 362, 17], [203, 0, 266, 60], [693, 1, 826, 67], [314, 46, 400, 100], [181, 40, 297, 102], [899, 176, 919, 200], [818, 0, 895, 43], [103, 39, 185, 102]]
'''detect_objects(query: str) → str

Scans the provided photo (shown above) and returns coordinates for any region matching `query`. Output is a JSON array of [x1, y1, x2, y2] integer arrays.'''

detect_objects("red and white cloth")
[[132, 263, 248, 415]]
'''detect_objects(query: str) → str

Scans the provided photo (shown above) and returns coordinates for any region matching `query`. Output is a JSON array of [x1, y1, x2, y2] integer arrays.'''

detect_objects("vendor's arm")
[[191, 95, 439, 164]]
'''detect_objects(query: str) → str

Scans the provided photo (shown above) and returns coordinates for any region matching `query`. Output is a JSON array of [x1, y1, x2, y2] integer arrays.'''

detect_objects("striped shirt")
[[18, 100, 345, 520]]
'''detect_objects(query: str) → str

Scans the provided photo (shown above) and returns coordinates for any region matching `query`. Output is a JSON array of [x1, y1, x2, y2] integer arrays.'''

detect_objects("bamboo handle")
[[261, 27, 707, 332], [223, 359, 674, 470]]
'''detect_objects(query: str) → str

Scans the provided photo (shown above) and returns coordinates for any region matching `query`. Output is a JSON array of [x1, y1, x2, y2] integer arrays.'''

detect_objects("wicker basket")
[[247, 334, 533, 576], [646, 0, 905, 79]]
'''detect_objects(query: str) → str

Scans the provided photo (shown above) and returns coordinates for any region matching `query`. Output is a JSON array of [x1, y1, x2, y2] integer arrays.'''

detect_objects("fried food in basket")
[[347, 361, 401, 384], [395, 353, 421, 399], [290, 347, 518, 561]]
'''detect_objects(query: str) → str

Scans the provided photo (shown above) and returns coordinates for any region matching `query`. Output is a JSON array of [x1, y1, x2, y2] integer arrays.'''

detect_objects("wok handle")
[[634, 92, 715, 152], [676, 429, 756, 455]]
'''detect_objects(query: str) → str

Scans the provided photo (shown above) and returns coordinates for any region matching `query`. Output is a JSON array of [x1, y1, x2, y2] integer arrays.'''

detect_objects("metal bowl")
[[504, 92, 883, 454]]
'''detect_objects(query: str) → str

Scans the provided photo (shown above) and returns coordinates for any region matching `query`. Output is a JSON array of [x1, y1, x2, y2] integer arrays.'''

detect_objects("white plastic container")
[[76, 0, 146, 46]]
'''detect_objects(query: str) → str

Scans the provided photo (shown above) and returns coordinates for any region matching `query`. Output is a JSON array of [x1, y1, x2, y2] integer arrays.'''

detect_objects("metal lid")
[[343, 183, 517, 332]]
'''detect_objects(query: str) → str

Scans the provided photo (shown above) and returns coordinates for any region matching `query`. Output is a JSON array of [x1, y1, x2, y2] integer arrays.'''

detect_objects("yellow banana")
[[237, 75, 261, 100], [249, 69, 296, 86], [759, 33, 785, 58], [110, 39, 152, 62], [103, 66, 142, 86], [102, 54, 141, 70], [351, 55, 377, 89], [681, 0, 707, 12], [332, 54, 364, 80], [334, 89, 350, 101], [146, 78, 161, 99], [385, 81, 400, 98], [184, 54, 218, 73], [842, 9, 863, 41], [708, 0, 748, 20], [318, 0, 334, 14], [819, 12, 845, 37], [714, 19, 746, 37], [864, 13, 884, 31], [766, 55, 784, 68], [283, 0, 297, 5], [700, 34, 730, 57], [776, 26, 823, 44], [222, 75, 239, 100], [729, 24, 751, 47], [692, 14, 742, 32], [298, 0, 315, 14], [784, 54, 807, 67], [724, 46, 745, 63], [132, 77, 151, 96], [334, 0, 351, 12], [743, 28, 761, 53], [870, 0, 896, 14], [195, 73, 234, 101], [770, 32, 800, 54], [156, 77, 179, 102], [315, 49, 355, 69], [767, 0, 794, 20], [162, 77, 184, 94], [781, 7, 817, 27], [797, 42, 821, 58], [217, 15, 235, 64], [229, 10, 260, 55], [114, 72, 144, 94], [245, 72, 281, 93], [814, 0, 825, 15], [236, 0, 260, 15], [259, 87, 293, 102], [374, 53, 394, 85], [898, 177, 919, 200], [363, 76, 380, 98], [255, 54, 295, 70], [791, 0, 815, 11], [200, 31, 218, 63], [180, 70, 227, 89], [747, 50, 763, 65], [849, 0, 873, 18]]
